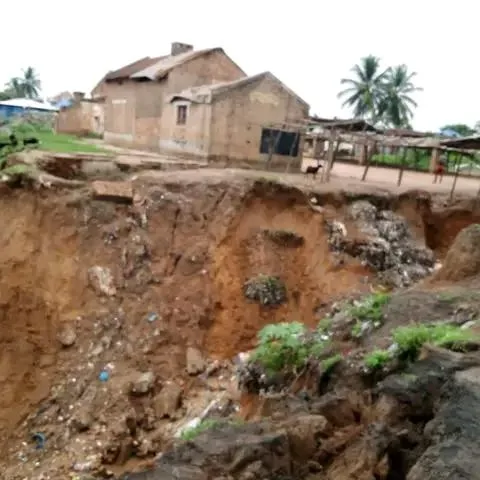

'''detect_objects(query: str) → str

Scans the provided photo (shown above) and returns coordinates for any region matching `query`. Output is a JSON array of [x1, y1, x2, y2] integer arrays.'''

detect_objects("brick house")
[[164, 72, 309, 168], [92, 42, 246, 148], [56, 92, 104, 137], [93, 42, 309, 169]]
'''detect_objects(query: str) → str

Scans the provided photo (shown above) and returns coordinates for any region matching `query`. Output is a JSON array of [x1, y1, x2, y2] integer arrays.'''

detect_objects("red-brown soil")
[[0, 169, 478, 478]]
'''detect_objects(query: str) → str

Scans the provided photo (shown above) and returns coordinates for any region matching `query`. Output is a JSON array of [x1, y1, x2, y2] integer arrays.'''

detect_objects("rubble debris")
[[91, 181, 133, 204], [325, 201, 435, 287], [243, 274, 287, 306], [57, 323, 76, 347], [153, 383, 183, 419], [130, 371, 156, 396], [186, 347, 206, 375], [88, 266, 117, 296], [262, 229, 305, 248]]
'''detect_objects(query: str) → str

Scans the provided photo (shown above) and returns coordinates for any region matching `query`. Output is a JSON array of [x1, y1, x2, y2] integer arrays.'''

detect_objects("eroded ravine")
[[0, 177, 478, 479]]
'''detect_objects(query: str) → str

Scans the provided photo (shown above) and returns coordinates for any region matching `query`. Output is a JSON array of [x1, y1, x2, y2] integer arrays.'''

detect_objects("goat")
[[305, 160, 323, 179]]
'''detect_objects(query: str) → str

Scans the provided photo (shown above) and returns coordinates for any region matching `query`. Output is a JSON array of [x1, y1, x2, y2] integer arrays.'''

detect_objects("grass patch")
[[322, 354, 342, 374], [393, 323, 477, 361], [180, 419, 220, 441], [350, 292, 390, 324], [364, 349, 391, 370], [35, 131, 109, 154], [251, 322, 328, 373], [317, 317, 332, 334]]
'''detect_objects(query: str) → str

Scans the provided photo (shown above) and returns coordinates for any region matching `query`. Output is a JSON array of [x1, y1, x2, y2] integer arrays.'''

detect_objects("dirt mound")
[[433, 223, 480, 282]]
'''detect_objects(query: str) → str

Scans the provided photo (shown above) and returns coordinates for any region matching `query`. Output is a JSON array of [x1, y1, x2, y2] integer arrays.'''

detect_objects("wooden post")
[[430, 148, 440, 172], [321, 130, 337, 183], [449, 155, 461, 204], [397, 147, 408, 186], [361, 141, 377, 181]]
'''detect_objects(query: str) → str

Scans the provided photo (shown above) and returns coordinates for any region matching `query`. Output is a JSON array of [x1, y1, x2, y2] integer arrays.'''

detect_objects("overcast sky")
[[2, 0, 477, 131]]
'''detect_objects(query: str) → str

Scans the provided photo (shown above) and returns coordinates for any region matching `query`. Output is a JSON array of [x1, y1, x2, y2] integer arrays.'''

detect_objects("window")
[[260, 128, 300, 157], [176, 105, 187, 125]]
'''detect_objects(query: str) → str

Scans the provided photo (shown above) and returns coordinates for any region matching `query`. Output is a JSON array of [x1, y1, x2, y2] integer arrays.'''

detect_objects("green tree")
[[4, 77, 25, 98], [4, 67, 41, 99], [337, 55, 388, 122], [379, 65, 422, 128], [20, 67, 41, 99], [440, 124, 476, 137]]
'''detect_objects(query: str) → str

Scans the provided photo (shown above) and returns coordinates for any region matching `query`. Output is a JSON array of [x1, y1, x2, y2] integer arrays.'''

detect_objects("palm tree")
[[4, 77, 25, 98], [20, 67, 41, 99], [4, 67, 41, 99], [337, 55, 388, 122], [379, 65, 422, 128]]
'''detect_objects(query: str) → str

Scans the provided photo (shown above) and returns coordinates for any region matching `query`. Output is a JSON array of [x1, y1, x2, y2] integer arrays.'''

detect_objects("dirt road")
[[303, 157, 480, 195]]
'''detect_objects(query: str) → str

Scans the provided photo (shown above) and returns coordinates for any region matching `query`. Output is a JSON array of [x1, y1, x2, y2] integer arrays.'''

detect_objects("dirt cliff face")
[[0, 175, 478, 479]]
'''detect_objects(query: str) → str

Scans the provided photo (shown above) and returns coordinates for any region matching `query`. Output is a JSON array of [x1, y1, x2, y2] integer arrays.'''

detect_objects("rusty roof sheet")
[[130, 48, 221, 80], [166, 71, 309, 109], [105, 56, 166, 81]]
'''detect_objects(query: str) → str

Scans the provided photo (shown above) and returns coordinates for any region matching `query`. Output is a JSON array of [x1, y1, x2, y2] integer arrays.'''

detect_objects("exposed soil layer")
[[0, 173, 478, 478]]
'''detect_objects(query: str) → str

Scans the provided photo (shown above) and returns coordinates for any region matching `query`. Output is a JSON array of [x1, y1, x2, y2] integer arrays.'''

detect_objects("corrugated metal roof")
[[0, 98, 58, 111], [166, 71, 310, 108], [130, 48, 220, 80], [105, 56, 166, 81]]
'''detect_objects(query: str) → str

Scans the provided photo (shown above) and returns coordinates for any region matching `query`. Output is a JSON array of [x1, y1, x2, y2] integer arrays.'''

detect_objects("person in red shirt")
[[433, 154, 447, 183]]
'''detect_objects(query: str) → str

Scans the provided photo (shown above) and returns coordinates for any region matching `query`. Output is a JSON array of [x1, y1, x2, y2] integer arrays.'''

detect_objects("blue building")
[[0, 98, 58, 119]]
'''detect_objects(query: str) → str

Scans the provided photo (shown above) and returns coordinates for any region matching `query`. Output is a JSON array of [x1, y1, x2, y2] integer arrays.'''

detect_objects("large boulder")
[[407, 366, 480, 479], [433, 224, 480, 282]]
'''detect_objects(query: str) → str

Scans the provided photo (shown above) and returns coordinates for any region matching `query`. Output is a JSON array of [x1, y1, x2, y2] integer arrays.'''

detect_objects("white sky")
[[2, 0, 477, 131]]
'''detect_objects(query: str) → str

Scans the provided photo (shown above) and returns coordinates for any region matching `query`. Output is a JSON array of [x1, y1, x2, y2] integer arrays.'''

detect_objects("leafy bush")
[[393, 323, 477, 361], [251, 322, 328, 373], [364, 349, 392, 370], [317, 317, 332, 334], [350, 292, 390, 324]]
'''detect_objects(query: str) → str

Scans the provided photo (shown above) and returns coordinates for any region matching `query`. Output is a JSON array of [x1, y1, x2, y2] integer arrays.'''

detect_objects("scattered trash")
[[146, 312, 158, 323], [99, 370, 109, 382], [32, 432, 45, 450]]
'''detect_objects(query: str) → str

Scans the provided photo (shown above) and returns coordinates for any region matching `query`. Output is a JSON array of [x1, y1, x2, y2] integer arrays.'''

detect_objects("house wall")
[[159, 100, 212, 157], [100, 50, 245, 149], [208, 76, 309, 170], [56, 101, 104, 136]]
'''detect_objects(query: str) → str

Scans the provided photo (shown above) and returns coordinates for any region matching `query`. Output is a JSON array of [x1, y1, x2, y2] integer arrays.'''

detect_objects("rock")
[[434, 224, 480, 282], [130, 371, 156, 396], [153, 383, 183, 419], [310, 391, 362, 428], [275, 414, 330, 461], [71, 408, 93, 432], [57, 323, 76, 347], [122, 422, 291, 480], [186, 347, 206, 375], [407, 366, 480, 480], [88, 266, 116, 296], [92, 180, 133, 204]]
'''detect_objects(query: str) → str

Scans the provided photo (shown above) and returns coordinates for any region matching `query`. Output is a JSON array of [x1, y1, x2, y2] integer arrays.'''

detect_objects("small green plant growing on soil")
[[317, 317, 332, 334], [350, 292, 391, 324], [351, 321, 363, 338], [364, 349, 392, 370], [243, 274, 287, 306], [251, 322, 328, 373], [393, 323, 477, 361], [322, 354, 343, 374], [180, 419, 220, 441]]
